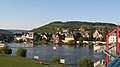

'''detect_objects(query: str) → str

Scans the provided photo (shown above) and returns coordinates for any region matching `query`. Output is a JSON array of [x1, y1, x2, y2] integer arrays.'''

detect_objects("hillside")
[[0, 29, 14, 43], [30, 21, 117, 33], [6, 30, 27, 34], [0, 29, 13, 34]]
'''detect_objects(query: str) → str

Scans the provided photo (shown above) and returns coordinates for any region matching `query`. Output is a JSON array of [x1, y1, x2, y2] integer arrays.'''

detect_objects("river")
[[7, 43, 105, 66]]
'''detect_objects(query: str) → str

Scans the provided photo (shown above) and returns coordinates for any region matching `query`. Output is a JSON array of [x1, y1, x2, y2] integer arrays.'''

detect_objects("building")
[[93, 30, 103, 39], [79, 26, 85, 31], [26, 32, 34, 39], [15, 36, 22, 41], [108, 33, 116, 44], [63, 34, 74, 43], [25, 32, 34, 42], [42, 34, 48, 40], [80, 31, 89, 38], [51, 34, 60, 43]]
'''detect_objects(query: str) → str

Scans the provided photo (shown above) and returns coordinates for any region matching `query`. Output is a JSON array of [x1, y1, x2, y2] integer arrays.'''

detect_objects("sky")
[[0, 0, 120, 30]]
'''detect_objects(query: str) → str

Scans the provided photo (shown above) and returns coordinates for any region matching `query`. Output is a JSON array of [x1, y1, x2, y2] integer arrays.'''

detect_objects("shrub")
[[51, 57, 60, 64], [16, 48, 27, 57], [79, 38, 83, 46], [78, 56, 93, 67], [0, 46, 12, 55], [57, 41, 63, 45]]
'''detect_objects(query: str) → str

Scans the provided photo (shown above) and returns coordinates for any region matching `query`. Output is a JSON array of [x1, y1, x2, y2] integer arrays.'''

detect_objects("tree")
[[98, 37, 103, 41], [75, 33, 81, 41], [78, 56, 93, 67], [79, 37, 83, 46], [16, 48, 27, 57], [103, 26, 109, 37], [51, 57, 60, 64], [0, 46, 12, 55]]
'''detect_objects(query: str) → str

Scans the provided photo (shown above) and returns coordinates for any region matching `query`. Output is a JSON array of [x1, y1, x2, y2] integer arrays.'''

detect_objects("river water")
[[7, 43, 105, 66]]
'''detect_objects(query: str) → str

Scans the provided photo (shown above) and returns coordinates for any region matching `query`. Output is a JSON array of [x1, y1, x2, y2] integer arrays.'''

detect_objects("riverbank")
[[0, 54, 71, 67], [7, 43, 105, 66]]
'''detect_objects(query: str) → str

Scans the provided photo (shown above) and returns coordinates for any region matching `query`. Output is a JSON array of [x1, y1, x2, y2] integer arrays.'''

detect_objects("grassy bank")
[[0, 55, 71, 67]]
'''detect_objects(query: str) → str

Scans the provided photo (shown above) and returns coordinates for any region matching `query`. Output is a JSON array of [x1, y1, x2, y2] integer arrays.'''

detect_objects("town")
[[10, 22, 118, 46], [0, 21, 119, 67], [0, 0, 120, 67]]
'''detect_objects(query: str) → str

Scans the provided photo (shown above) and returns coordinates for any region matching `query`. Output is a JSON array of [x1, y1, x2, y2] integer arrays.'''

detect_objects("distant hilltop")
[[0, 29, 13, 34], [6, 30, 27, 34], [30, 21, 117, 33]]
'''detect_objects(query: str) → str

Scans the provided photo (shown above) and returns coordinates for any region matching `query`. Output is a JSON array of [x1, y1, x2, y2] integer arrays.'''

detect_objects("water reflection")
[[8, 43, 34, 48]]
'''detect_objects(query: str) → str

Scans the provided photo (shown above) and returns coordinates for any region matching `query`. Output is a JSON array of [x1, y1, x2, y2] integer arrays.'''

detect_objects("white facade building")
[[26, 32, 34, 39], [108, 33, 116, 44]]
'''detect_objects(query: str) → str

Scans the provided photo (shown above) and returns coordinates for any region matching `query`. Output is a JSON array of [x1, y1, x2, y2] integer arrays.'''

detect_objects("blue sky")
[[0, 0, 120, 30]]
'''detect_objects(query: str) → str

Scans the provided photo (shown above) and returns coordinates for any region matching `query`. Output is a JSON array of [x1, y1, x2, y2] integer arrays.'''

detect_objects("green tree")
[[78, 56, 93, 67], [51, 57, 60, 64], [0, 46, 12, 55], [98, 37, 103, 41], [75, 33, 81, 41], [16, 48, 27, 57], [103, 26, 109, 37], [79, 37, 83, 46]]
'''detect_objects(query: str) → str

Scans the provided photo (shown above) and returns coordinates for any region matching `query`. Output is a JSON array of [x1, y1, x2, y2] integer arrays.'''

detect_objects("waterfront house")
[[79, 26, 89, 38], [108, 33, 116, 43], [26, 32, 34, 42], [26, 32, 34, 39], [42, 34, 48, 40], [14, 36, 22, 41], [80, 31, 90, 38], [93, 30, 103, 39], [14, 33, 23, 41], [21, 34, 27, 41], [63, 34, 74, 43], [51, 34, 60, 43]]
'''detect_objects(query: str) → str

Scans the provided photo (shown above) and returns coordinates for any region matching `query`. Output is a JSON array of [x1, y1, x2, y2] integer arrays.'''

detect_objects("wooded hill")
[[30, 21, 117, 33], [0, 29, 13, 34], [0, 29, 14, 42]]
